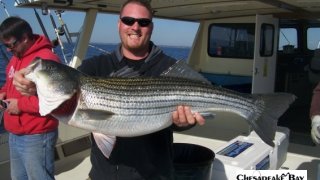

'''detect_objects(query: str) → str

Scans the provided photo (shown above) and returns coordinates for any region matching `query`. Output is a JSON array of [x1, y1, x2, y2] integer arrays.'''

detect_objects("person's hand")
[[5, 99, 21, 115], [172, 105, 205, 127], [13, 68, 36, 96], [311, 115, 320, 144]]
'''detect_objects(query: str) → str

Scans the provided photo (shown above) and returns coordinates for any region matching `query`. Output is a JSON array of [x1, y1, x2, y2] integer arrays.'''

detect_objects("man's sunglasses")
[[3, 39, 19, 49], [120, 17, 152, 27]]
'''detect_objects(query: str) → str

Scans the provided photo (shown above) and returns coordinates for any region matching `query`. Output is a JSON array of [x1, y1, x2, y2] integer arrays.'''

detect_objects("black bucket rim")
[[173, 143, 215, 166]]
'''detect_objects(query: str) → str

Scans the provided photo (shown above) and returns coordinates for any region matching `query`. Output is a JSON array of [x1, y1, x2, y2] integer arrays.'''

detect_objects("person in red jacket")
[[0, 17, 60, 180]]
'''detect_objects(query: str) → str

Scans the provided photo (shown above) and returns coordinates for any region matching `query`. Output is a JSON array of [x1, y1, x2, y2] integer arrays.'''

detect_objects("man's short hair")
[[120, 0, 154, 18]]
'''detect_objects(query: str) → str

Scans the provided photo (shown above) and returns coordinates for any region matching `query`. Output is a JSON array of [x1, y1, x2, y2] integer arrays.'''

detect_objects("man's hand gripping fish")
[[25, 58, 296, 147]]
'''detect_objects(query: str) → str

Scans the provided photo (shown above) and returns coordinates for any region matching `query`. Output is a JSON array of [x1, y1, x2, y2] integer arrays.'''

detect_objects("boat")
[[1, 0, 320, 179]]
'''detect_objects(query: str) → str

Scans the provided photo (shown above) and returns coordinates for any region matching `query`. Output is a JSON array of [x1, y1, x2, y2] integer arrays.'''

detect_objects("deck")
[[54, 132, 320, 180]]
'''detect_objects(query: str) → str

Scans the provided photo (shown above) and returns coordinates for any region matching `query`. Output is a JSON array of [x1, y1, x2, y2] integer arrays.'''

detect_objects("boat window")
[[260, 23, 274, 57], [307, 27, 320, 50], [208, 23, 255, 59], [278, 28, 297, 51]]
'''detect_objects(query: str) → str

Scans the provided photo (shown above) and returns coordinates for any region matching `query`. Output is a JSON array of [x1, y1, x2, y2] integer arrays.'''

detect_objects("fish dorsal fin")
[[161, 60, 211, 84], [109, 66, 140, 77]]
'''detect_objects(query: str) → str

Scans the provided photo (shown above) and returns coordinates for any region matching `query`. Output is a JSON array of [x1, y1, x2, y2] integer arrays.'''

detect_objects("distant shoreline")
[[0, 43, 191, 86]]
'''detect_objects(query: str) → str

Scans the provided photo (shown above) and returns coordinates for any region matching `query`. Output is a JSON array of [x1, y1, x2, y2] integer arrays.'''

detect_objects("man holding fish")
[[13, 0, 205, 179]]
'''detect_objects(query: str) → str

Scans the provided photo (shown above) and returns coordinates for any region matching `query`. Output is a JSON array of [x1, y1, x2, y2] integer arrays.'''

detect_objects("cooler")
[[211, 135, 273, 180], [249, 126, 290, 169]]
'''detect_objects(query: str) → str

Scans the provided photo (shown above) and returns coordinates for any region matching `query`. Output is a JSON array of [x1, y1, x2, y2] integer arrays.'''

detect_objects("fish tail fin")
[[251, 93, 296, 147]]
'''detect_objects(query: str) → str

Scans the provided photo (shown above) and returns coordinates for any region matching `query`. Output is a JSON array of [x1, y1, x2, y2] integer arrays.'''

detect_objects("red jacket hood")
[[22, 34, 54, 58]]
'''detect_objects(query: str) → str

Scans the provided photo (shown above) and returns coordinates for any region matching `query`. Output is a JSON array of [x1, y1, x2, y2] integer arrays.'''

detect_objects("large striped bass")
[[25, 58, 295, 147]]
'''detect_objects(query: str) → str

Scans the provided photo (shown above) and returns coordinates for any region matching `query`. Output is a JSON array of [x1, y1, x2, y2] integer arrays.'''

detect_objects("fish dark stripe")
[[78, 76, 259, 119]]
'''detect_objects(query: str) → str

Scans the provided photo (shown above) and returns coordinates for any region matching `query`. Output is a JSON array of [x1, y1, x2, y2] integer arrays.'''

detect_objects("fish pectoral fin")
[[76, 109, 115, 120], [38, 92, 75, 116]]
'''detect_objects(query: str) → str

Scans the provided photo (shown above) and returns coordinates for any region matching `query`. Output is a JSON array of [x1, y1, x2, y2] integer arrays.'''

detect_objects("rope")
[[88, 44, 110, 54], [280, 30, 291, 45], [0, 0, 10, 17]]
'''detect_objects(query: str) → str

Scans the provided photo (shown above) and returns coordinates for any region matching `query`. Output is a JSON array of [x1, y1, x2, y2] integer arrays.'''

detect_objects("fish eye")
[[46, 64, 55, 70]]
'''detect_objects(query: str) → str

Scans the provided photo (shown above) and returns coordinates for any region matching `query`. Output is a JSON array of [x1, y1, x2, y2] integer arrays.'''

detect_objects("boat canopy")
[[14, 0, 320, 21]]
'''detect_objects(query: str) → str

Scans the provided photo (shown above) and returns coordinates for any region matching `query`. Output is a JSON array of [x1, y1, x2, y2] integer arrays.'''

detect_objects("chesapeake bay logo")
[[235, 170, 307, 180]]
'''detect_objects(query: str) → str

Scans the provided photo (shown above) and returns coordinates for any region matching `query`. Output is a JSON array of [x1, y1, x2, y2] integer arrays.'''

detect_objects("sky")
[[0, 0, 199, 47]]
